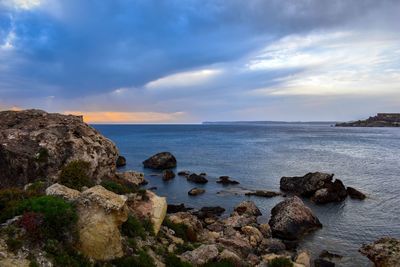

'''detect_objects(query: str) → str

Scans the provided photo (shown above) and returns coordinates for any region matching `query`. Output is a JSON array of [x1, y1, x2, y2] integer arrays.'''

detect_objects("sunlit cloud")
[[65, 111, 187, 124], [145, 69, 222, 89], [2, 0, 42, 10]]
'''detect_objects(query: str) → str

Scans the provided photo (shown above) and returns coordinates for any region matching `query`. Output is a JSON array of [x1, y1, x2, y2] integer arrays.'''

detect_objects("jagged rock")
[[217, 176, 240, 185], [116, 156, 126, 167], [168, 212, 203, 241], [188, 187, 205, 196], [314, 259, 335, 267], [219, 249, 241, 266], [312, 180, 347, 204], [259, 223, 272, 238], [222, 214, 257, 229], [241, 226, 263, 246], [187, 173, 208, 184], [76, 185, 128, 260], [195, 206, 226, 218], [347, 187, 366, 200], [0, 109, 119, 189], [360, 237, 400, 267], [259, 238, 286, 254], [218, 236, 253, 257], [181, 244, 219, 266], [128, 190, 167, 234], [234, 201, 262, 217], [269, 196, 322, 240], [143, 152, 177, 169], [115, 171, 145, 186], [296, 251, 311, 267], [245, 190, 281, 198], [45, 183, 80, 201], [162, 170, 175, 181], [167, 203, 192, 213], [280, 172, 334, 196]]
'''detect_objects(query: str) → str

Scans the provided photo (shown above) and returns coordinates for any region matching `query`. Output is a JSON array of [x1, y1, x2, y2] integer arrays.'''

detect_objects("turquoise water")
[[94, 123, 400, 266]]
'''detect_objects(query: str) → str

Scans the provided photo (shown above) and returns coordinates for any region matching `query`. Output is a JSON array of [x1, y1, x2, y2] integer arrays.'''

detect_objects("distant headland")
[[336, 113, 400, 127]]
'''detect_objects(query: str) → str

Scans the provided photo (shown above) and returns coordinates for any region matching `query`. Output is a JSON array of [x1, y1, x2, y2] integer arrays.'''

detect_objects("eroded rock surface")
[[143, 152, 177, 169], [269, 196, 322, 240], [280, 172, 334, 196], [360, 237, 400, 267], [0, 109, 119, 188]]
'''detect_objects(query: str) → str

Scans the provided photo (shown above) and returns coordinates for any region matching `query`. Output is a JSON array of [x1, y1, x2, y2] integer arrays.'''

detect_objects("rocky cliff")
[[0, 109, 119, 188], [336, 113, 400, 127]]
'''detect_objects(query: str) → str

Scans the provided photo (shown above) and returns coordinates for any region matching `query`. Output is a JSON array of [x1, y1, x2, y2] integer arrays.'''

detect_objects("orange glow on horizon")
[[64, 110, 186, 123]]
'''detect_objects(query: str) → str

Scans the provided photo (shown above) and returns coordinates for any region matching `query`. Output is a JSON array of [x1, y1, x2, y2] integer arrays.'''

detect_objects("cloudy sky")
[[1, 0, 399, 123]]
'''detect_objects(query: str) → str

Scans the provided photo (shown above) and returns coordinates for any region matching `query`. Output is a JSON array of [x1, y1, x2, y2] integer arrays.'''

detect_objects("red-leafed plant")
[[19, 212, 44, 240]]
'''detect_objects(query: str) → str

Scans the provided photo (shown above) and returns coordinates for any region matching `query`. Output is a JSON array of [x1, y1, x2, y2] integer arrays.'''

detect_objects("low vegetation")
[[59, 160, 94, 190], [268, 257, 294, 267]]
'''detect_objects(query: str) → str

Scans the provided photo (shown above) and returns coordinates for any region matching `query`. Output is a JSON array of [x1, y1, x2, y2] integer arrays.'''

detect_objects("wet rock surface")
[[245, 190, 281, 198], [347, 187, 366, 200], [360, 237, 400, 267], [280, 172, 334, 196], [188, 187, 206, 196], [187, 173, 208, 184], [162, 169, 176, 181], [216, 176, 240, 185]]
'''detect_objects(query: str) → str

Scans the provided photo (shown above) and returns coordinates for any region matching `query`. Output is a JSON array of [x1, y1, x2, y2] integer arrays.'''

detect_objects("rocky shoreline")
[[336, 113, 400, 127], [0, 109, 398, 267]]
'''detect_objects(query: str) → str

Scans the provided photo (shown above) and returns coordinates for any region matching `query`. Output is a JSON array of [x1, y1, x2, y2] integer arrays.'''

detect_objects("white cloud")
[[145, 69, 222, 89], [2, 0, 42, 10], [0, 30, 16, 50]]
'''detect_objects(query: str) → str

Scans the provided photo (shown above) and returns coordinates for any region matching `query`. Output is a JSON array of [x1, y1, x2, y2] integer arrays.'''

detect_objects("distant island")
[[336, 113, 400, 127]]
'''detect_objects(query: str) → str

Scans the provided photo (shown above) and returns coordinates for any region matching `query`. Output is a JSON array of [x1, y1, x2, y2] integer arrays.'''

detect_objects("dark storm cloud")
[[1, 0, 398, 100]]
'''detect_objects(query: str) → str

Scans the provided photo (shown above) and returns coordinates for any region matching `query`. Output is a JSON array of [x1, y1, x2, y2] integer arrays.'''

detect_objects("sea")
[[93, 122, 400, 266]]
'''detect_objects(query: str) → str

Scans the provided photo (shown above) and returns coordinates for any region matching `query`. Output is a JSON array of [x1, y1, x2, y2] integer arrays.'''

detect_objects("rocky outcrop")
[[234, 201, 262, 217], [245, 190, 281, 198], [143, 152, 177, 169], [187, 173, 208, 184], [77, 186, 128, 260], [269, 196, 322, 240], [0, 109, 119, 188], [360, 237, 400, 267], [217, 176, 240, 185], [181, 244, 219, 265], [336, 113, 400, 127], [280, 172, 334, 197], [128, 190, 167, 234], [347, 187, 366, 200], [45, 183, 81, 201], [188, 188, 205, 196], [115, 171, 146, 186]]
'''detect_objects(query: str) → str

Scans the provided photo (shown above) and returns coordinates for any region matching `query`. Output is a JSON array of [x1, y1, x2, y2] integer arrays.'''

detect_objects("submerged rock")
[[347, 187, 366, 200], [162, 169, 176, 181], [177, 170, 191, 177], [245, 190, 281, 198], [280, 172, 334, 196], [188, 187, 206, 196], [360, 237, 400, 267], [143, 152, 177, 169], [116, 155, 126, 167], [217, 176, 240, 185], [0, 109, 119, 189], [269, 196, 322, 240], [167, 203, 192, 213], [314, 258, 335, 267], [187, 173, 208, 184]]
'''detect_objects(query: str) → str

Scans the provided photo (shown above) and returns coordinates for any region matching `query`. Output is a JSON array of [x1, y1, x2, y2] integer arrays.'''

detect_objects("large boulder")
[[280, 172, 334, 196], [115, 171, 145, 186], [143, 152, 177, 169], [0, 109, 119, 188], [360, 237, 400, 267], [47, 185, 129, 261], [269, 196, 322, 240], [181, 244, 219, 266], [128, 190, 167, 234], [234, 201, 262, 217]]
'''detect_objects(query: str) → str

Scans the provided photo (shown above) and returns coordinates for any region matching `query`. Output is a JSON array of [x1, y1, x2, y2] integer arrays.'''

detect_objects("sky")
[[0, 0, 400, 123]]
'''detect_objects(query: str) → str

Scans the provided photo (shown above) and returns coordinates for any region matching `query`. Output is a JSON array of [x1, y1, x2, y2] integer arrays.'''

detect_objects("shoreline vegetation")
[[0, 109, 399, 267]]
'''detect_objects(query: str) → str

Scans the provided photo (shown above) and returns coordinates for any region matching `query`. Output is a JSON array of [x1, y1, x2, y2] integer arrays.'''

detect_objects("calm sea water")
[[94, 123, 400, 266]]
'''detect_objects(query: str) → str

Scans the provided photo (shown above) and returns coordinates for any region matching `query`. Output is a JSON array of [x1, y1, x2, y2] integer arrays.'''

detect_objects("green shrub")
[[100, 179, 137, 195], [163, 218, 194, 242], [18, 196, 78, 240], [121, 215, 154, 239], [165, 253, 193, 267], [201, 259, 237, 267], [6, 237, 23, 252], [112, 250, 156, 267], [175, 242, 196, 254], [268, 257, 293, 267], [35, 147, 49, 163], [59, 160, 94, 190], [45, 239, 92, 267]]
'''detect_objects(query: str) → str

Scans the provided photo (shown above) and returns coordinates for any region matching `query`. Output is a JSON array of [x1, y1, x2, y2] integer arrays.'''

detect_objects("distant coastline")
[[335, 113, 400, 127], [202, 121, 336, 125]]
